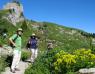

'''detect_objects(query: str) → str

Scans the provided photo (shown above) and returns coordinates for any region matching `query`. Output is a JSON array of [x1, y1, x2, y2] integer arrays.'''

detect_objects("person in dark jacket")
[[28, 33, 38, 63]]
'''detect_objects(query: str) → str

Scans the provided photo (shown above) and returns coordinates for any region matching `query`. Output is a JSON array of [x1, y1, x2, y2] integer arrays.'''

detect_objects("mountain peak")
[[3, 1, 24, 26]]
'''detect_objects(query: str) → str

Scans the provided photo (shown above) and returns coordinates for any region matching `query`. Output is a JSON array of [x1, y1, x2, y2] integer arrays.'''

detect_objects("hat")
[[17, 28, 23, 32], [32, 33, 36, 36]]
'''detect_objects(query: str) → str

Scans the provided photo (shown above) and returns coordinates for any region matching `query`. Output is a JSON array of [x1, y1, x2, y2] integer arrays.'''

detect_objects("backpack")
[[9, 35, 18, 48]]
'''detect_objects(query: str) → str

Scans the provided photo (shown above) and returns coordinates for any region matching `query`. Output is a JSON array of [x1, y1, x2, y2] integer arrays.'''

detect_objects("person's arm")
[[9, 34, 16, 47], [9, 39, 16, 47]]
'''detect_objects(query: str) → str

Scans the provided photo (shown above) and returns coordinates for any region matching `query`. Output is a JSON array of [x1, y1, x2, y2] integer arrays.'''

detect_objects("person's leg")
[[11, 50, 18, 72], [15, 51, 21, 70], [34, 49, 38, 60], [31, 49, 35, 62]]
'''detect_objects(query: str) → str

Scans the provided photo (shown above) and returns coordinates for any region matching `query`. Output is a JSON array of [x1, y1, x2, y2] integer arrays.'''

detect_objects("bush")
[[53, 48, 95, 74], [73, 48, 95, 71], [25, 52, 51, 74], [25, 61, 50, 74], [21, 49, 31, 61], [25, 48, 60, 74], [53, 50, 76, 73], [0, 57, 7, 73]]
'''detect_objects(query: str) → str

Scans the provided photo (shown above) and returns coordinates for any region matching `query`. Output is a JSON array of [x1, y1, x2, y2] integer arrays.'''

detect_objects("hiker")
[[2, 28, 8, 39], [2, 32, 7, 39], [28, 33, 38, 63], [9, 28, 23, 73], [47, 41, 53, 52], [0, 28, 8, 39]]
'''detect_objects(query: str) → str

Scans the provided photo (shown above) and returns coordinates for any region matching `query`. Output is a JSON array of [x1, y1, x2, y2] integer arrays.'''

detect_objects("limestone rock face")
[[3, 1, 24, 26]]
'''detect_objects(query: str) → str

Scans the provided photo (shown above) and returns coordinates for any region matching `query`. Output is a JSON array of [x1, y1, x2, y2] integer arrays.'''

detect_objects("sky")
[[0, 0, 95, 33]]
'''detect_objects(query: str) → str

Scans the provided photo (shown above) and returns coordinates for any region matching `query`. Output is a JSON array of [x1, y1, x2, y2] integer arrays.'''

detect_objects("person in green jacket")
[[9, 28, 23, 73]]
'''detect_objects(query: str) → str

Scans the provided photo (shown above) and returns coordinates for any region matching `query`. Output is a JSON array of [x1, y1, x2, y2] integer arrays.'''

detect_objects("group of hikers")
[[9, 28, 53, 73]]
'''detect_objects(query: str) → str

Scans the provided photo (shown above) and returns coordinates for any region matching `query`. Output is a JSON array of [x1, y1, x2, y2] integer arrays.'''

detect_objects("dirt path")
[[1, 61, 29, 74]]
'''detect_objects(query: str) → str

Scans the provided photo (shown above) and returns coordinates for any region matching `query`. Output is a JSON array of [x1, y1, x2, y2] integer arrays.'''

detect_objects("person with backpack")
[[9, 28, 23, 73], [47, 41, 53, 51], [28, 33, 38, 63]]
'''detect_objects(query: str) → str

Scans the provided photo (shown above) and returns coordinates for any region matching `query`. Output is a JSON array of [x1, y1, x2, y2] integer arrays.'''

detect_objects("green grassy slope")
[[0, 10, 94, 52]]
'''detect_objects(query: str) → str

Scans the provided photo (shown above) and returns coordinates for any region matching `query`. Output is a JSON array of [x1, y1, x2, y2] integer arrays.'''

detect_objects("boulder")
[[79, 68, 95, 74], [88, 68, 95, 73], [0, 45, 13, 56], [79, 68, 89, 74]]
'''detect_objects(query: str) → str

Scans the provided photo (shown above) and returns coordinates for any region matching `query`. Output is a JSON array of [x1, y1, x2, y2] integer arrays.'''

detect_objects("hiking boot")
[[15, 68, 20, 71], [10, 69, 15, 73]]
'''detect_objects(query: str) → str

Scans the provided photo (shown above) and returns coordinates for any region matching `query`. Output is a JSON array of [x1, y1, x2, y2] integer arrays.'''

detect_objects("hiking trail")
[[1, 61, 29, 74]]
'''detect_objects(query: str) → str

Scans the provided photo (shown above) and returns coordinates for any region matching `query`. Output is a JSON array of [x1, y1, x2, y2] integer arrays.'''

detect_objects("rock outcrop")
[[3, 1, 24, 26], [79, 68, 95, 74], [0, 45, 13, 56]]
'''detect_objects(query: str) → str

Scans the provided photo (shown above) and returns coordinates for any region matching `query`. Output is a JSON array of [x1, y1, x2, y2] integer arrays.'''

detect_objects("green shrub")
[[21, 49, 31, 61], [25, 62, 50, 74], [25, 52, 50, 74], [0, 57, 7, 73], [53, 48, 95, 74], [25, 48, 60, 74], [66, 71, 77, 74]]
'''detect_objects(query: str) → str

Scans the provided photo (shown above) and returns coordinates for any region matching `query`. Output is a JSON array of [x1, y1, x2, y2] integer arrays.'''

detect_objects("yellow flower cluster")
[[54, 50, 76, 70], [53, 48, 95, 71], [74, 48, 95, 61], [74, 48, 91, 56]]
